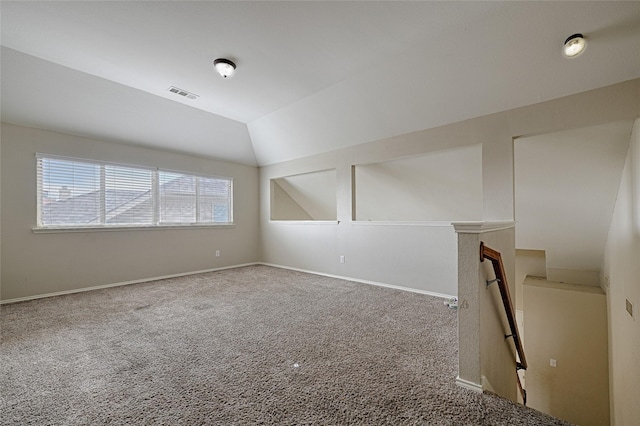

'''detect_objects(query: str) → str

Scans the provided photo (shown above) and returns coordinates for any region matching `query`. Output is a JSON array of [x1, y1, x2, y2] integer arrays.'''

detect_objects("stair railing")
[[480, 242, 528, 405]]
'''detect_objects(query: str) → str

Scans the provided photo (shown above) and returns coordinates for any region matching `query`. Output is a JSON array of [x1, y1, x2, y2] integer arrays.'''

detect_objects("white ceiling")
[[2, 1, 639, 166]]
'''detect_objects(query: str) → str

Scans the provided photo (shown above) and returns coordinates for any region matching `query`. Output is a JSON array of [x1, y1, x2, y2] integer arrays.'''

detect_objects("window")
[[36, 154, 233, 228]]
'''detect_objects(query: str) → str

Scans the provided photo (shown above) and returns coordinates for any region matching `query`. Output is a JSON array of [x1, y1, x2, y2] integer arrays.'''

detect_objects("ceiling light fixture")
[[563, 34, 586, 58], [213, 58, 236, 78]]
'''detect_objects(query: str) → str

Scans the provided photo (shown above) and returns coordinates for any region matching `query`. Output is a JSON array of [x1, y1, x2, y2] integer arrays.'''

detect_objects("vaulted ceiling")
[[2, 1, 639, 166]]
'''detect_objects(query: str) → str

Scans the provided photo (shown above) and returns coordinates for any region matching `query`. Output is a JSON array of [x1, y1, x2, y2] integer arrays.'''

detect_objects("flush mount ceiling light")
[[213, 58, 236, 78], [563, 34, 586, 58]]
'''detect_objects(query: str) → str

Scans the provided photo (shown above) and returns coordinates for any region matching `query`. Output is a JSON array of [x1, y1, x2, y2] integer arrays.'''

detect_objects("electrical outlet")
[[339, 255, 345, 264], [215, 250, 220, 257], [550, 359, 557, 367]]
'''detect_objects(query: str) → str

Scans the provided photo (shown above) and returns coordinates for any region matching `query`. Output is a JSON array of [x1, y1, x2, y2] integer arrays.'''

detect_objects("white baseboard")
[[456, 376, 483, 393], [481, 375, 496, 394], [0, 263, 259, 305], [2, 262, 455, 305], [259, 262, 456, 300]]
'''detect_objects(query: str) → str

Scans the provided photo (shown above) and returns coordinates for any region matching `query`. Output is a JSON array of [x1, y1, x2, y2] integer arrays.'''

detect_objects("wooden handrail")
[[480, 242, 528, 404]]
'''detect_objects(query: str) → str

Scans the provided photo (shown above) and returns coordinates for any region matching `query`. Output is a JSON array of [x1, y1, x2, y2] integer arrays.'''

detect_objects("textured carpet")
[[0, 265, 570, 425]]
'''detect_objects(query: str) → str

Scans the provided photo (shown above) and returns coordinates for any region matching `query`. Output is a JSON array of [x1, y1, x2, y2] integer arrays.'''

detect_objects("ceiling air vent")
[[168, 86, 199, 100]]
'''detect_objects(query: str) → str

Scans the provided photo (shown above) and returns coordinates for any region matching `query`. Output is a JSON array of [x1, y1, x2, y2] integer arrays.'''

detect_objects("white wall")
[[260, 143, 464, 297], [258, 102, 520, 298], [515, 121, 632, 284], [354, 144, 483, 221], [0, 123, 259, 301], [259, 80, 640, 299], [0, 118, 2, 299], [271, 180, 313, 220], [515, 249, 546, 311], [271, 169, 336, 220], [604, 117, 640, 425], [455, 224, 518, 401]]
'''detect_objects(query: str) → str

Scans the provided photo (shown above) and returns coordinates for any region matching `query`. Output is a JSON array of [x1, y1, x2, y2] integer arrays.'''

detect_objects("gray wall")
[[1, 123, 259, 301]]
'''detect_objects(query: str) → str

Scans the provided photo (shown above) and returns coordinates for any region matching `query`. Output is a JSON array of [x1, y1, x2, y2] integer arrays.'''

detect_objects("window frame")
[[35, 154, 234, 232]]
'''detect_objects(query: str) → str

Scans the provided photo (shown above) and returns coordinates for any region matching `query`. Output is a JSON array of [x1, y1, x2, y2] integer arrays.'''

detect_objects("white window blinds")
[[105, 164, 154, 225], [36, 154, 233, 228], [159, 171, 196, 223]]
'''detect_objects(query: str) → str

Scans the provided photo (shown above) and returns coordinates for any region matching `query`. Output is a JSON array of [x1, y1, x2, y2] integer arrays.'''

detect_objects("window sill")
[[351, 221, 454, 227], [268, 220, 339, 225], [32, 223, 236, 234]]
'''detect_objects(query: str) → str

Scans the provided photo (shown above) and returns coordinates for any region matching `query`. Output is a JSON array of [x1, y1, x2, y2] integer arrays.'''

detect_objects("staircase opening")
[[513, 120, 633, 425]]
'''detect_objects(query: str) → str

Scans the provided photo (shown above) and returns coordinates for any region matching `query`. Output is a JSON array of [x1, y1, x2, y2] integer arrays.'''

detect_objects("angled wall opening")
[[270, 169, 337, 221]]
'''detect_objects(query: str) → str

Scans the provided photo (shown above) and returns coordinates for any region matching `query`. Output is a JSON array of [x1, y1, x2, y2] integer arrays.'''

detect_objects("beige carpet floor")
[[0, 265, 570, 425]]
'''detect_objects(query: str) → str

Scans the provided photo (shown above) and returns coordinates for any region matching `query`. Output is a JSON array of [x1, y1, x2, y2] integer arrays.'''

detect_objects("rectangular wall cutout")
[[270, 169, 337, 221], [353, 144, 483, 222]]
